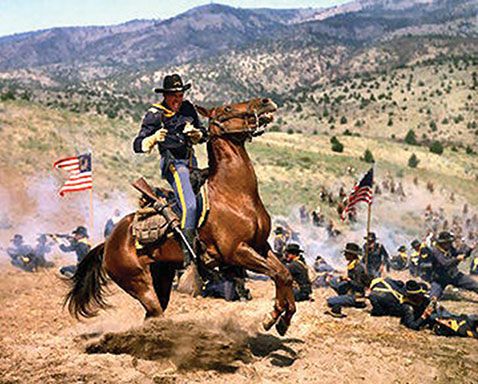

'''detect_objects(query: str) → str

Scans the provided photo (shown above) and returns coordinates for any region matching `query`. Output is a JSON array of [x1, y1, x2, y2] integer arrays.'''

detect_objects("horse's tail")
[[64, 242, 110, 319]]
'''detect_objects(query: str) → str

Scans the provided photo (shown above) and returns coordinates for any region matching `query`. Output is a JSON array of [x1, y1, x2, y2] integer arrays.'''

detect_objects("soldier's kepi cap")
[[12, 234, 23, 242], [72, 226, 89, 238], [411, 239, 421, 248], [285, 243, 304, 255], [342, 242, 362, 256], [274, 226, 284, 235], [405, 280, 428, 295], [364, 232, 377, 241], [436, 231, 455, 244], [153, 74, 191, 93]]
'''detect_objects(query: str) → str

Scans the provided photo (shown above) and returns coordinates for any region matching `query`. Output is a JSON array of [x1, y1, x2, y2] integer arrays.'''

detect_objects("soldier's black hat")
[[342, 242, 362, 256], [153, 74, 191, 93], [274, 226, 284, 235], [285, 243, 304, 255], [405, 280, 428, 295], [364, 232, 377, 241], [398, 245, 407, 252], [12, 234, 23, 242], [411, 239, 421, 248], [436, 231, 455, 244], [72, 226, 89, 238]]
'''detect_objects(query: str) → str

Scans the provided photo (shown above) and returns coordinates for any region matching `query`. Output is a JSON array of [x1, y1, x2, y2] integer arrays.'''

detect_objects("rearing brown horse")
[[65, 98, 296, 335]]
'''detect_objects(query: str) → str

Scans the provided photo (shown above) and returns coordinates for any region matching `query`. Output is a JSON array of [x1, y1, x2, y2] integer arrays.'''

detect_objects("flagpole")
[[365, 164, 375, 272], [89, 187, 94, 240], [365, 201, 372, 268]]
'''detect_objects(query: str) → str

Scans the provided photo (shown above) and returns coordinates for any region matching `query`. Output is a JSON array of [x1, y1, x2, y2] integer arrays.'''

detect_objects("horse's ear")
[[195, 105, 211, 118]]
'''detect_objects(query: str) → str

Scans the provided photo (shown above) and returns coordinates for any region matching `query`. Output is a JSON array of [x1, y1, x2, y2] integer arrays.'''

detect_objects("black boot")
[[179, 228, 197, 268]]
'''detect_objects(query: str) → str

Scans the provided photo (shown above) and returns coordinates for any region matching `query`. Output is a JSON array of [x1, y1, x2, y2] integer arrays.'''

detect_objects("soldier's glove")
[[184, 123, 202, 144], [141, 129, 167, 152]]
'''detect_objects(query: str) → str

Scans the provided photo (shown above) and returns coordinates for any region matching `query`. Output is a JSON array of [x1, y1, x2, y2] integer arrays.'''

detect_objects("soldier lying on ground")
[[312, 255, 340, 288], [201, 265, 252, 302], [369, 278, 478, 338]]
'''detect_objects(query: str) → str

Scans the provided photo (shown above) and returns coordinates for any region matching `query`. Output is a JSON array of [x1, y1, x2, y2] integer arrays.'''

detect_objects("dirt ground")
[[1, 262, 478, 384]]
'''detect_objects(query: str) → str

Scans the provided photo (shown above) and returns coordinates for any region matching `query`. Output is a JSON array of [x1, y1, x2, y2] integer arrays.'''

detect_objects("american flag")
[[341, 167, 374, 220], [53, 153, 93, 196]]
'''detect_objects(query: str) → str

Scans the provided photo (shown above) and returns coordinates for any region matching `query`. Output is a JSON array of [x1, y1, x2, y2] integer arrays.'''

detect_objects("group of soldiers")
[[3, 208, 125, 277], [424, 203, 478, 243], [271, 220, 478, 338], [4, 226, 91, 277], [5, 233, 55, 272], [323, 231, 478, 338]]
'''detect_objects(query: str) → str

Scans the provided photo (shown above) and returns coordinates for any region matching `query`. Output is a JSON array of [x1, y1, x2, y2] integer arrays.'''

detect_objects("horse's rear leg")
[[150, 261, 176, 311], [111, 266, 164, 319], [231, 243, 295, 335]]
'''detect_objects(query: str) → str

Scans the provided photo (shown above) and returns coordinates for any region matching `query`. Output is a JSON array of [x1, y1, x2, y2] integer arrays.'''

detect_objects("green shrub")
[[362, 149, 375, 163], [408, 153, 419, 168], [330, 136, 344, 153], [404, 129, 417, 145], [429, 141, 444, 155]]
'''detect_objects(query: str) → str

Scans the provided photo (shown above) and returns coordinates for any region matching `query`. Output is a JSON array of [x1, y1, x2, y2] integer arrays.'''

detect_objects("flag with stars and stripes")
[[53, 153, 93, 196]]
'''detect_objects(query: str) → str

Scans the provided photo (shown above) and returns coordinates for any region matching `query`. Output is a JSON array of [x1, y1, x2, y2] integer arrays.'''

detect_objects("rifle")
[[45, 233, 73, 242], [131, 177, 199, 263]]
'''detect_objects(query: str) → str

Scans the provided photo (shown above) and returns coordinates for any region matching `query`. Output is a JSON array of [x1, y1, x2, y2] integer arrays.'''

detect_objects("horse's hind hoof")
[[275, 317, 289, 336], [262, 313, 277, 331]]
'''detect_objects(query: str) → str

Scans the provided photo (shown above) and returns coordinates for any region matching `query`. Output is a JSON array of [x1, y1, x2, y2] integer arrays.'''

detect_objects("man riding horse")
[[133, 74, 207, 267], [67, 91, 296, 335]]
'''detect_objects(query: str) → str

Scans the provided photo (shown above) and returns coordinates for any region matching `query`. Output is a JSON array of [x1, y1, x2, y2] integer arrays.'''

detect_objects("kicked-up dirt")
[[1, 263, 478, 384]]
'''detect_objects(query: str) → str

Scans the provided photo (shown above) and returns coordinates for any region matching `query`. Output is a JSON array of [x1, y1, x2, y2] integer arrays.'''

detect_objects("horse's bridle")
[[208, 103, 264, 140]]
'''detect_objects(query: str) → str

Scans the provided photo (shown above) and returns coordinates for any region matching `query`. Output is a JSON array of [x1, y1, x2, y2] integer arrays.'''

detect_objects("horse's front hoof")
[[275, 317, 289, 336], [262, 313, 277, 331]]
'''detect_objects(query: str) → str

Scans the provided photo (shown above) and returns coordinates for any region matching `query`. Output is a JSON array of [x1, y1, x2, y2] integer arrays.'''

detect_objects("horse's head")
[[196, 98, 277, 140]]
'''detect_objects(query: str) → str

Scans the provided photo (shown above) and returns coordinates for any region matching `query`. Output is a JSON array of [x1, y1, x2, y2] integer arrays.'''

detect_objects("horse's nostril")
[[262, 98, 270, 104]]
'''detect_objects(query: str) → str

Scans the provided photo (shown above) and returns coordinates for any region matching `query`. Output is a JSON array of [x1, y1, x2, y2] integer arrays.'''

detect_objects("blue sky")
[[0, 0, 350, 37]]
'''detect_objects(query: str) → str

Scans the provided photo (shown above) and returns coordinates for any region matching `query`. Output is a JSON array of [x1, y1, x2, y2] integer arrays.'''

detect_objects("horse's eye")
[[224, 106, 232, 113]]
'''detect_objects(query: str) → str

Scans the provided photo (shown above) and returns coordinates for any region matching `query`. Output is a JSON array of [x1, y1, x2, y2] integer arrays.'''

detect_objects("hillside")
[[1, 100, 477, 247]]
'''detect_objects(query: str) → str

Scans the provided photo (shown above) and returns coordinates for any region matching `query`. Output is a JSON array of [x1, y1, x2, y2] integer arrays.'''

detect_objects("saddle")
[[132, 168, 210, 246]]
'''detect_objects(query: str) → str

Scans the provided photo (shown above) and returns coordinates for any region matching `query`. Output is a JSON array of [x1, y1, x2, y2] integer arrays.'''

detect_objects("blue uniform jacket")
[[133, 100, 207, 160]]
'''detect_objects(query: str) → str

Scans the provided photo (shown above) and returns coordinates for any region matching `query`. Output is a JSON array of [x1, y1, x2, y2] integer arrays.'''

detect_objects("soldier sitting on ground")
[[55, 226, 91, 278], [6, 234, 36, 272], [313, 255, 339, 288], [325, 243, 370, 318], [283, 243, 312, 302], [33, 234, 55, 268], [390, 245, 408, 271], [428, 231, 478, 300], [410, 239, 433, 282]]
